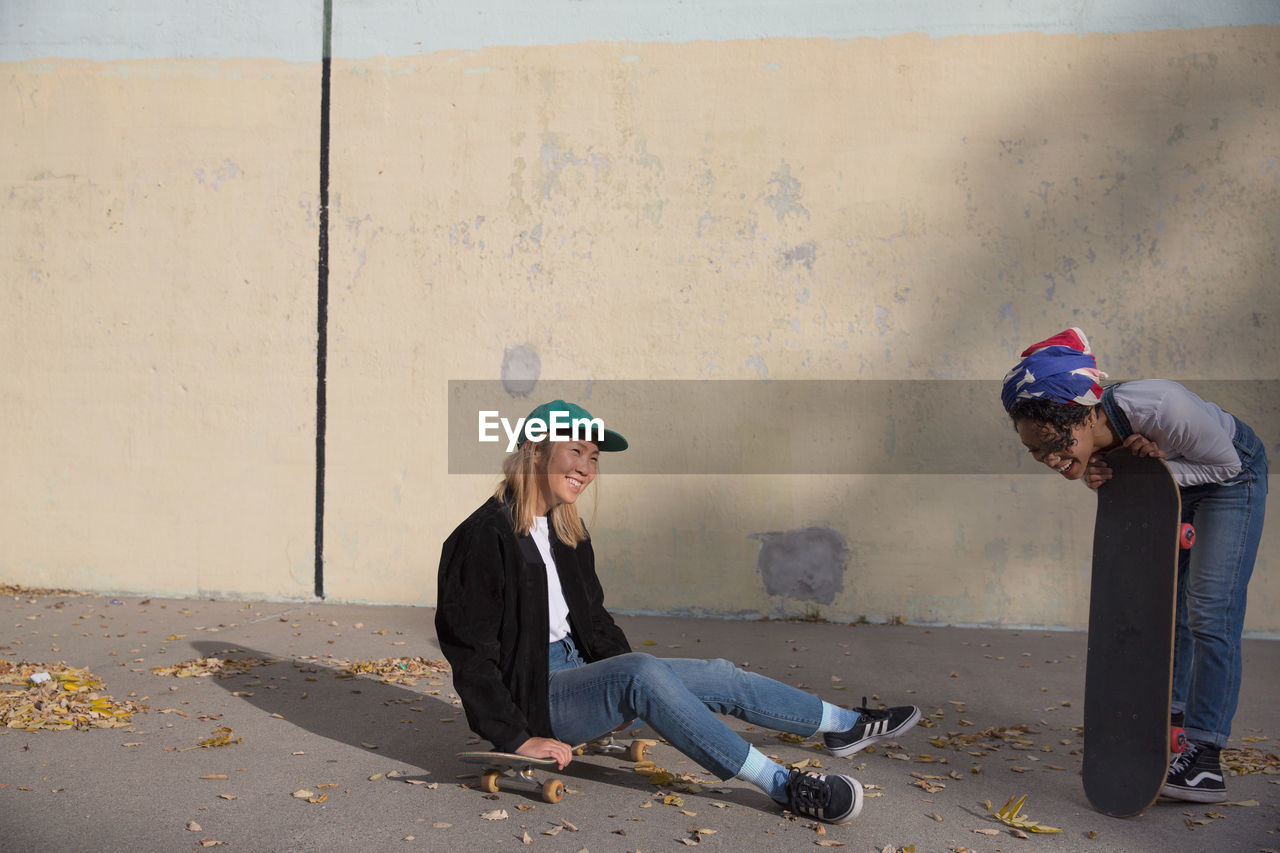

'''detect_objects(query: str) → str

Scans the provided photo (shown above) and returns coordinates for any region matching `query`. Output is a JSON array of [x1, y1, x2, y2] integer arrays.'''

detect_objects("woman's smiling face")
[[536, 439, 599, 513], [1015, 413, 1103, 480]]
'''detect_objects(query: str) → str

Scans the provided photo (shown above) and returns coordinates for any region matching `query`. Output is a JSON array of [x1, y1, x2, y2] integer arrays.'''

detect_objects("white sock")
[[818, 701, 861, 734], [735, 746, 791, 803]]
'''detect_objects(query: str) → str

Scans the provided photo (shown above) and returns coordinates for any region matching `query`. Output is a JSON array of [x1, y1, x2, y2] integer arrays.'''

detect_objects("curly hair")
[[1007, 397, 1096, 455]]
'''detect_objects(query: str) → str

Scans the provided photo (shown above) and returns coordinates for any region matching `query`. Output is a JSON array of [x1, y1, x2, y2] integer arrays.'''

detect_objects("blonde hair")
[[495, 439, 595, 547]]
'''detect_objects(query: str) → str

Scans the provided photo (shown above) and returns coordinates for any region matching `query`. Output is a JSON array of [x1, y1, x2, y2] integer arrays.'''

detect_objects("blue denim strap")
[[1099, 384, 1133, 441]]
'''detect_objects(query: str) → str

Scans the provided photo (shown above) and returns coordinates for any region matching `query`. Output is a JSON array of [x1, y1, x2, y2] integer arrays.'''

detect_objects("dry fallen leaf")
[[179, 727, 241, 752], [292, 789, 314, 799], [186, 821, 202, 832], [480, 809, 509, 821], [990, 794, 1062, 833], [337, 657, 451, 686], [150, 656, 275, 679], [0, 660, 139, 731]]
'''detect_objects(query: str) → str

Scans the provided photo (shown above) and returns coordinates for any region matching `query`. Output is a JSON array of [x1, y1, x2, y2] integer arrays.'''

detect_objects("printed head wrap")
[[1000, 328, 1107, 413]]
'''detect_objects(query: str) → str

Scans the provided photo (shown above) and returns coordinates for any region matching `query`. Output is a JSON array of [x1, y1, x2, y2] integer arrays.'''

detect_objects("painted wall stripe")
[[314, 0, 332, 599], [2, 0, 1278, 62]]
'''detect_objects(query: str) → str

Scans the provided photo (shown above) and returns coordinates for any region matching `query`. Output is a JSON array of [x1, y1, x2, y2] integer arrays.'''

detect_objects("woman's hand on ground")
[[516, 737, 574, 769]]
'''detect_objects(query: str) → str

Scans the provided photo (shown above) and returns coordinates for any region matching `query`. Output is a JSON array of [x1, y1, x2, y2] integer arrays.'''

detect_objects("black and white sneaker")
[[824, 697, 922, 757], [784, 769, 864, 824], [1161, 741, 1227, 803]]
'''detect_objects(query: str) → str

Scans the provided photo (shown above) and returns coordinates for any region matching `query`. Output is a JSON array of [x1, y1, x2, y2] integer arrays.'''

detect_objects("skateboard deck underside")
[[457, 750, 557, 767], [1083, 448, 1181, 817]]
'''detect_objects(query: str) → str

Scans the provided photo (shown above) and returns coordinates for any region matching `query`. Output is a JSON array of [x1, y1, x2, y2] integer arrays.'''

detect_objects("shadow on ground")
[[183, 641, 758, 811]]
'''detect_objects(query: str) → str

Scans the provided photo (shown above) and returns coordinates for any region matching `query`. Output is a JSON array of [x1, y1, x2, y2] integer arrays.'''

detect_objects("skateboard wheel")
[[1179, 523, 1195, 549], [1171, 727, 1187, 754], [480, 770, 501, 794], [541, 778, 565, 804], [627, 740, 649, 762]]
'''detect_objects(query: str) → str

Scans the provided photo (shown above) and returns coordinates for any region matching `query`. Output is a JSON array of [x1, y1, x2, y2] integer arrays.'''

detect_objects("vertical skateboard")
[[1083, 447, 1192, 817]]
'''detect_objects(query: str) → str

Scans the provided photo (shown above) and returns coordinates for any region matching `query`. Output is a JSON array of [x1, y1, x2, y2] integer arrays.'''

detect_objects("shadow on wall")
[[884, 33, 1278, 384]]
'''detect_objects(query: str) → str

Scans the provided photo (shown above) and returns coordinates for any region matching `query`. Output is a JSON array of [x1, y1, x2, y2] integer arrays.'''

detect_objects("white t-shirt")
[[531, 516, 572, 643]]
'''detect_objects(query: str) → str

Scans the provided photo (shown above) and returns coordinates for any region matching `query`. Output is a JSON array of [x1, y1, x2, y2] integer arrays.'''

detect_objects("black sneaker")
[[1161, 741, 1227, 803], [824, 697, 922, 757], [783, 769, 864, 824]]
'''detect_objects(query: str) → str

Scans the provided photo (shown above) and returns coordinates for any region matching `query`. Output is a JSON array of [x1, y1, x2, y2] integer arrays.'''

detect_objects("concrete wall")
[[2, 2, 1278, 633]]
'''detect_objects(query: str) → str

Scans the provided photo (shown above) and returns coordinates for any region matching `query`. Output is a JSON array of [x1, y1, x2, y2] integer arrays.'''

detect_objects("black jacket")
[[434, 497, 632, 752]]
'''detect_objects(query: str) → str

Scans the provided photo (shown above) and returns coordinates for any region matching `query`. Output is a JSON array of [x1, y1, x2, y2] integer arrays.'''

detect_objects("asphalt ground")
[[1, 590, 1277, 852]]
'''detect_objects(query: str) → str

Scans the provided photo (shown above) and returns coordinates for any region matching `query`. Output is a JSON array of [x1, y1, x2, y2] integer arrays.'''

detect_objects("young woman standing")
[[1002, 329, 1268, 803]]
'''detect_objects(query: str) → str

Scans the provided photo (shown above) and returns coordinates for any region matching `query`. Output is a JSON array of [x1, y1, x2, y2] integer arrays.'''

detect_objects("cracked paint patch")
[[194, 160, 243, 190], [780, 241, 817, 270], [765, 162, 808, 222]]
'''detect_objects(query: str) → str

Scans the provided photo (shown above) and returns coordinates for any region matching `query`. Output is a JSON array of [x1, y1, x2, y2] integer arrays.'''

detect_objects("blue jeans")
[[1172, 416, 1269, 747], [547, 635, 823, 780]]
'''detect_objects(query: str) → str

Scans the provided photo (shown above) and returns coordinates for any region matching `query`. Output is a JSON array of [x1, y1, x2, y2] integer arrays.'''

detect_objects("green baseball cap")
[[517, 399, 628, 452]]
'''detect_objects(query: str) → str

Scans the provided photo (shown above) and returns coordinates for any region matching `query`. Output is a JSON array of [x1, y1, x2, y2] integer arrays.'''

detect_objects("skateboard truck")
[[573, 734, 653, 762], [479, 759, 566, 803]]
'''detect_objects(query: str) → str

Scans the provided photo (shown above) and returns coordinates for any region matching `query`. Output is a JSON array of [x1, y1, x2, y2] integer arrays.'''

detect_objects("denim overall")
[[1100, 384, 1269, 746]]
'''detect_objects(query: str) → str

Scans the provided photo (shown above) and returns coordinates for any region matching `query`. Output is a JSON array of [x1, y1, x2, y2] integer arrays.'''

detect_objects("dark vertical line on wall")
[[314, 0, 333, 599]]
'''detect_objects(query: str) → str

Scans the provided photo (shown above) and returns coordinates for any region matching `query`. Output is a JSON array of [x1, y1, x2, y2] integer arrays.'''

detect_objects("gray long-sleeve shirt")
[[1111, 380, 1241, 487]]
